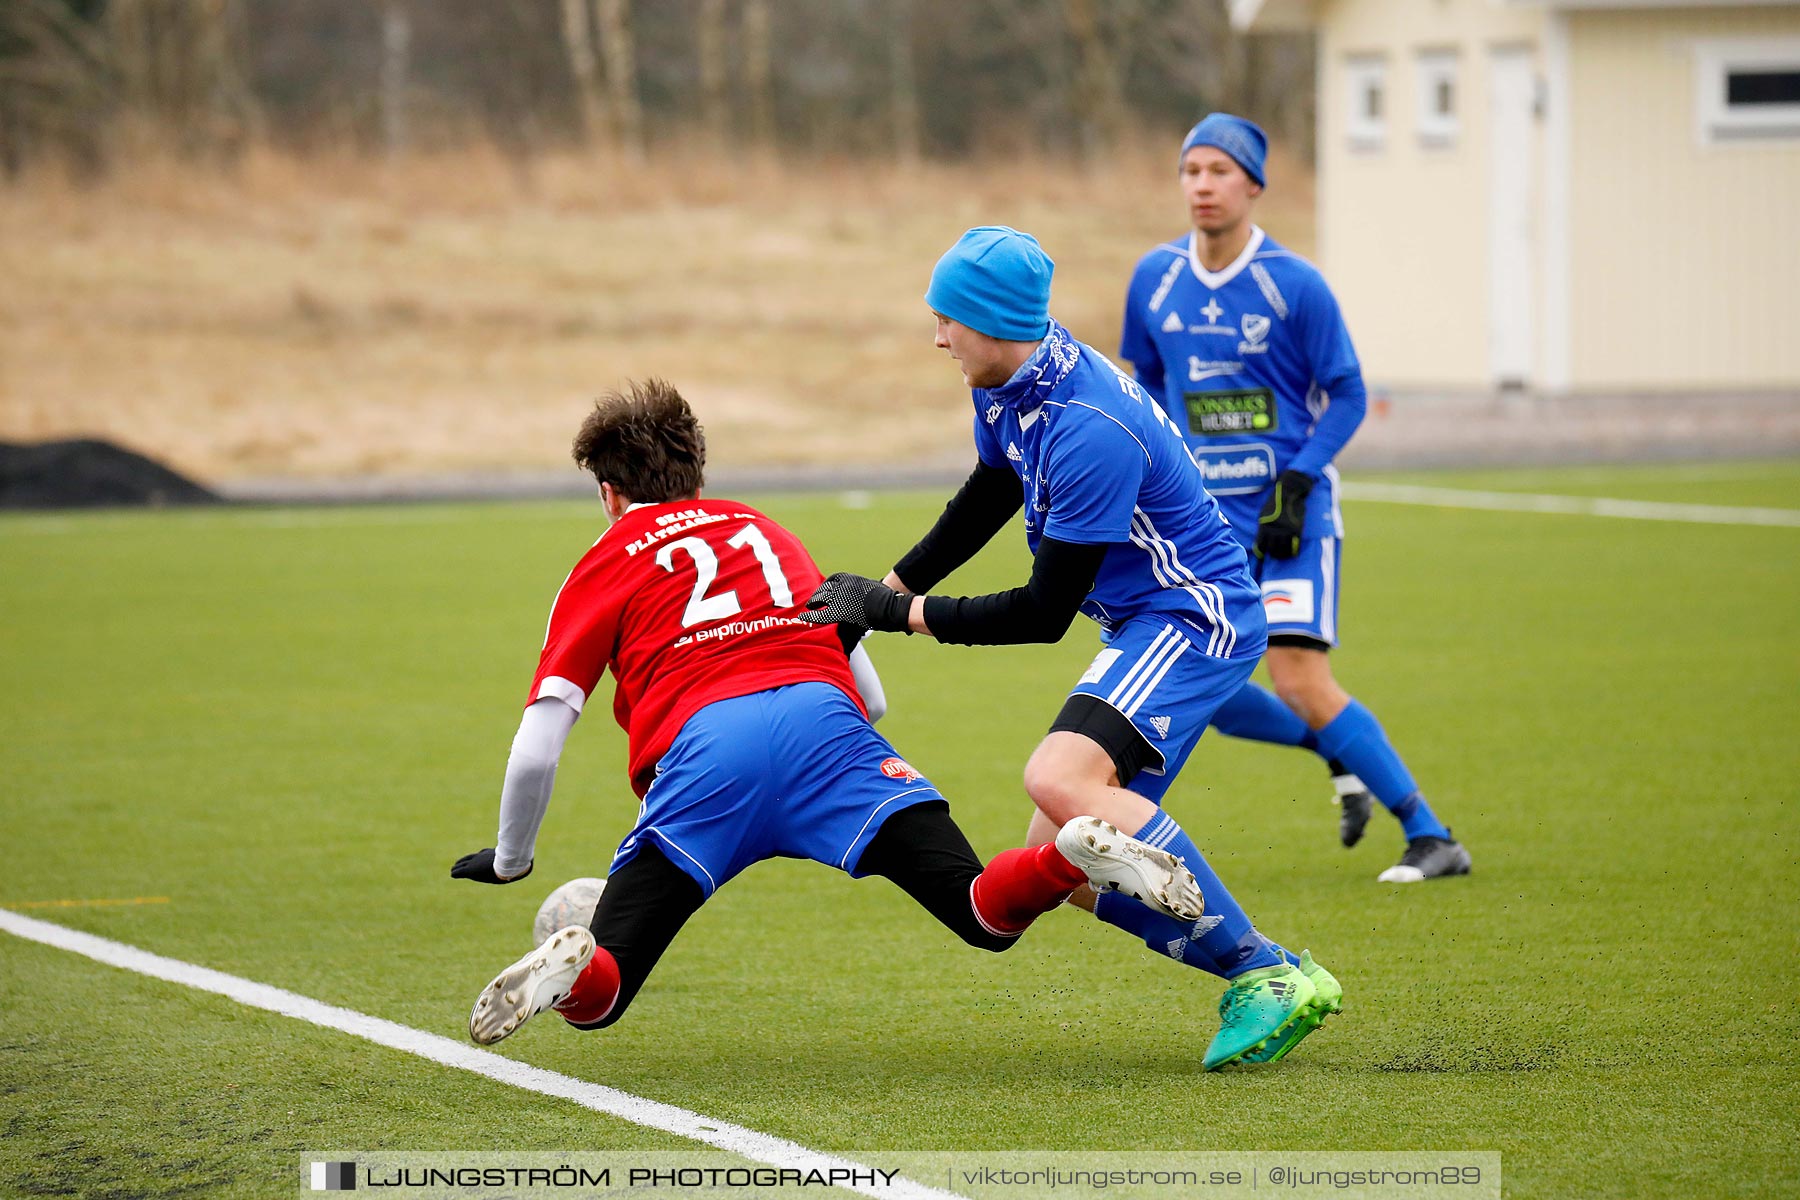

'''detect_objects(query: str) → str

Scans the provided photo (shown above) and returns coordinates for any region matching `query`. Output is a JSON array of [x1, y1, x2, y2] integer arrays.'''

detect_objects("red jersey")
[[527, 498, 863, 797]]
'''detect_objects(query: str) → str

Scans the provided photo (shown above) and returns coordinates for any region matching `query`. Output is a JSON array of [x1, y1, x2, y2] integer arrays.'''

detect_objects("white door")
[[1488, 46, 1537, 389]]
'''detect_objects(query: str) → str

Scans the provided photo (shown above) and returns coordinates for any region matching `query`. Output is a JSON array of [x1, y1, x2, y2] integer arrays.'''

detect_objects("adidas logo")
[[1164, 938, 1188, 960], [1191, 914, 1223, 936], [1148, 715, 1171, 739], [1161, 310, 1184, 333], [1006, 442, 1023, 462]]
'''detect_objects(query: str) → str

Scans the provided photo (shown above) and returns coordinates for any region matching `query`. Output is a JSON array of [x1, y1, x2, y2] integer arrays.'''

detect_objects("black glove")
[[800, 572, 914, 633], [1254, 470, 1315, 560], [451, 848, 531, 885]]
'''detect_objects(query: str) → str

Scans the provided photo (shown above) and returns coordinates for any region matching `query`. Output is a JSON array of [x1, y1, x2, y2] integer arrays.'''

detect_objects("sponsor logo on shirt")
[[1187, 358, 1244, 385], [1191, 444, 1277, 496], [1261, 578, 1317, 626], [1190, 295, 1234, 335], [985, 402, 1004, 425], [1006, 441, 1023, 463], [1160, 310, 1184, 333], [670, 614, 809, 648], [880, 757, 923, 782], [1238, 312, 1272, 355], [1184, 387, 1277, 435]]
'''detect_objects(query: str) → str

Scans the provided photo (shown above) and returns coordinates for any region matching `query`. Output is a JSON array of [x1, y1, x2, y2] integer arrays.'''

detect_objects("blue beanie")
[[924, 226, 1054, 342], [1178, 112, 1268, 187]]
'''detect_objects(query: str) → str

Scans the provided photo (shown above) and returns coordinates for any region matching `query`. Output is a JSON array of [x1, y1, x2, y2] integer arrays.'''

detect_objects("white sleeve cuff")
[[533, 675, 587, 713]]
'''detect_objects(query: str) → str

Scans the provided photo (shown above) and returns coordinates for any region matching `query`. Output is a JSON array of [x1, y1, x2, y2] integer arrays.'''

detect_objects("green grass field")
[[3, 462, 1798, 1199]]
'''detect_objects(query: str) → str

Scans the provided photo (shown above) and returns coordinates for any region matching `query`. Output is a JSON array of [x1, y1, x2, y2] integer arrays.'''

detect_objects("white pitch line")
[[0, 909, 966, 1200], [1343, 482, 1800, 528]]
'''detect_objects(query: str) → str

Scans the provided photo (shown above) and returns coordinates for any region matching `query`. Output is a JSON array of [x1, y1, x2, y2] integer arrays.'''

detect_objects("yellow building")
[[1232, 0, 1800, 395]]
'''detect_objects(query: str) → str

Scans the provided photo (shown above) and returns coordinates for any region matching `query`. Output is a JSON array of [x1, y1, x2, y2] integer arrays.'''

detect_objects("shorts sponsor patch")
[[1261, 579, 1315, 626], [879, 757, 923, 782], [1190, 443, 1276, 496], [1079, 647, 1123, 686]]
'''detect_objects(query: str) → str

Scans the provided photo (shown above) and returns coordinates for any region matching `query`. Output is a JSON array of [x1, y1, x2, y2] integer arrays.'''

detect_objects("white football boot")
[[469, 926, 596, 1045], [1055, 816, 1205, 921]]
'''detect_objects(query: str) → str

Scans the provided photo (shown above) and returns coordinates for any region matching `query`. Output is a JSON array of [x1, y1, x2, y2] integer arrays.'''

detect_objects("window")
[[1695, 38, 1800, 143], [1416, 49, 1460, 147], [1346, 55, 1387, 151]]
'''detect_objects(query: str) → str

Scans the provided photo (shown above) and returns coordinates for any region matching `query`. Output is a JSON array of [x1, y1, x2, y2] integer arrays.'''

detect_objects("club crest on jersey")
[[1239, 313, 1271, 354], [879, 757, 923, 782]]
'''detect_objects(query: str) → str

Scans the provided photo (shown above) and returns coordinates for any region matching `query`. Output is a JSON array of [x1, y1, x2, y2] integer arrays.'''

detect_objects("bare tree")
[[559, 0, 607, 147], [696, 0, 729, 146], [0, 0, 115, 176], [1064, 0, 1127, 162], [0, 0, 1316, 175], [595, 0, 642, 158], [741, 0, 773, 148], [888, 0, 920, 163], [380, 0, 411, 157], [101, 0, 254, 162]]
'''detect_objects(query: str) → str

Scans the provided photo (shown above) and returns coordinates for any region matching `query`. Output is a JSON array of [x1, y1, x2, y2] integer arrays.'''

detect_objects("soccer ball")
[[532, 876, 606, 945]]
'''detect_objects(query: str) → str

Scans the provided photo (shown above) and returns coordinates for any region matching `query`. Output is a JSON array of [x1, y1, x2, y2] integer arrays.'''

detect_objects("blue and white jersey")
[[970, 320, 1262, 660], [1119, 226, 1366, 541]]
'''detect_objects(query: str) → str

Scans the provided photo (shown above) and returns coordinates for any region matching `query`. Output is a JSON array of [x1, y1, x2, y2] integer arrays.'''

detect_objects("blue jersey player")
[[1119, 114, 1471, 882], [803, 226, 1342, 1069]]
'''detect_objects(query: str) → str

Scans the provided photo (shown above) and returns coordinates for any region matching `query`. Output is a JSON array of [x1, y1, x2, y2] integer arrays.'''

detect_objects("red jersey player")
[[450, 379, 1204, 1046]]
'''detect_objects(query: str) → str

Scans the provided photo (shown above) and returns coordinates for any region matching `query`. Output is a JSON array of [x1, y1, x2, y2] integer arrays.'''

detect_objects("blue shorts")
[[611, 682, 942, 897], [1249, 533, 1341, 646], [1070, 613, 1262, 804]]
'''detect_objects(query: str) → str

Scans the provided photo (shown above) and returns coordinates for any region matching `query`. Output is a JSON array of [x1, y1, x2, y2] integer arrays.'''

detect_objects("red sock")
[[555, 946, 622, 1026], [970, 843, 1090, 936]]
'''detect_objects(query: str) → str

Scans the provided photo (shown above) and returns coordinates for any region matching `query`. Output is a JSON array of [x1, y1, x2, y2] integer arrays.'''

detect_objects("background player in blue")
[[1119, 113, 1471, 883], [803, 226, 1343, 1068]]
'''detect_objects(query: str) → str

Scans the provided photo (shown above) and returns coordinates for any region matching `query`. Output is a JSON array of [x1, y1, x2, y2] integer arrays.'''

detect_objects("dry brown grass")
[[0, 139, 1313, 482]]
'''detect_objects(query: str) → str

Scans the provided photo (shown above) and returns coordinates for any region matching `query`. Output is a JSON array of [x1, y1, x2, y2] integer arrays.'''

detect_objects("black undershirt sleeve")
[[920, 535, 1109, 646], [891, 462, 1024, 593]]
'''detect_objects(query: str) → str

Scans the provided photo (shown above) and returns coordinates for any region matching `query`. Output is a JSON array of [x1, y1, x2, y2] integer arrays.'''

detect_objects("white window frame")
[[1345, 54, 1388, 151], [1694, 37, 1800, 145], [1415, 48, 1460, 148]]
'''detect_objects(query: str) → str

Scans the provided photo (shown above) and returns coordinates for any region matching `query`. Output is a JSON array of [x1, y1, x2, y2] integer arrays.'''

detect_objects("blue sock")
[[1210, 682, 1319, 752], [1092, 810, 1293, 978], [1314, 699, 1451, 841]]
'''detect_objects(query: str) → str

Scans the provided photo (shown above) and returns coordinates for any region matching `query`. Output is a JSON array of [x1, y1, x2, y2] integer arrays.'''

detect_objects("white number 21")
[[654, 523, 794, 628]]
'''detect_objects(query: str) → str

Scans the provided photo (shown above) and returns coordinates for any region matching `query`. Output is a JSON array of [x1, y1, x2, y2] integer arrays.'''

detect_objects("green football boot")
[[1201, 961, 1319, 1070], [1239, 951, 1342, 1063]]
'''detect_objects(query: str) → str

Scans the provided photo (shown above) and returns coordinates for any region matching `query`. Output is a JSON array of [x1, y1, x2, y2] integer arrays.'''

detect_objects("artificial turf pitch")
[[2, 461, 1796, 1199]]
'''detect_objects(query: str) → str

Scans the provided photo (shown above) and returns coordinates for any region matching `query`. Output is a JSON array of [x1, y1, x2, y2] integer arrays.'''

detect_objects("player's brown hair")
[[571, 378, 706, 504]]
